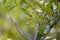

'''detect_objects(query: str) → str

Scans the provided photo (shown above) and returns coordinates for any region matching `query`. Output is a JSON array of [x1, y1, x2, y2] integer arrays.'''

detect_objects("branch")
[[9, 15, 32, 40], [41, 15, 60, 40], [33, 22, 41, 40]]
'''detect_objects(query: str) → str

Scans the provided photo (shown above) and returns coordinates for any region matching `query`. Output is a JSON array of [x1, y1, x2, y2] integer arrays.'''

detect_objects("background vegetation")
[[0, 0, 60, 40]]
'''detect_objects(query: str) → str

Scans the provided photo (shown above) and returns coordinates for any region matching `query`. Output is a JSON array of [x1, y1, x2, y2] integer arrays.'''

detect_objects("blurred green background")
[[0, 0, 60, 40]]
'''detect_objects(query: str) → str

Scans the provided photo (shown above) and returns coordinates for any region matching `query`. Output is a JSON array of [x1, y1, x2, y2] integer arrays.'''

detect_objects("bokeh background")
[[0, 0, 60, 40]]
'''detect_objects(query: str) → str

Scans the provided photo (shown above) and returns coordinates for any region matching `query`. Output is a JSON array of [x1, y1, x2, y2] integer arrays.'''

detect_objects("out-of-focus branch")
[[41, 14, 60, 40], [9, 15, 32, 40], [3, 0, 6, 4], [33, 22, 41, 40], [33, 30, 38, 40]]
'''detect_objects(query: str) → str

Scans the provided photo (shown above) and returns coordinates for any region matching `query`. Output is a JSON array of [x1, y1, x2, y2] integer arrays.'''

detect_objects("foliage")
[[0, 0, 60, 40]]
